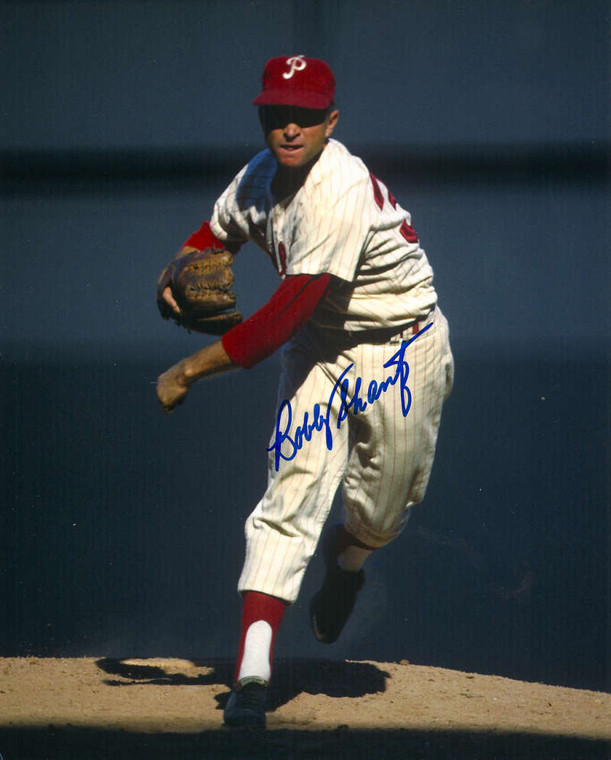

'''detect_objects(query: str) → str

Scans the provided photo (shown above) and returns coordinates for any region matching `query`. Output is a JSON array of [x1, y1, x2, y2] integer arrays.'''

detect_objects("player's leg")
[[225, 335, 351, 726], [237, 339, 353, 603], [311, 311, 454, 643], [223, 590, 286, 728], [342, 309, 454, 549], [309, 520, 371, 643], [342, 310, 453, 546]]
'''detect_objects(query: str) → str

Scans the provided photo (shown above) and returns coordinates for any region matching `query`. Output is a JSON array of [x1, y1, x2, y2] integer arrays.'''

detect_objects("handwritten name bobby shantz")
[[268, 323, 433, 471]]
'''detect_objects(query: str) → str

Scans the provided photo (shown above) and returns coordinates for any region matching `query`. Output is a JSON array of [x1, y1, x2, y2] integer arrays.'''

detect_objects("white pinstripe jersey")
[[210, 139, 437, 331]]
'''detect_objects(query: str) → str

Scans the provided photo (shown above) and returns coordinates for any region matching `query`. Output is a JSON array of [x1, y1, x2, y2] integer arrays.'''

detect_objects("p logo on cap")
[[283, 55, 307, 79], [253, 56, 335, 109]]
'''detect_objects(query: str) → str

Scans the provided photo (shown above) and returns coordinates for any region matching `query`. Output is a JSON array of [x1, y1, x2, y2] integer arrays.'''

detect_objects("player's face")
[[260, 106, 339, 170]]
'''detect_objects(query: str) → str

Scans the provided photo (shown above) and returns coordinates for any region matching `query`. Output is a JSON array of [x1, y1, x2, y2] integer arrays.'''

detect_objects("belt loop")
[[412, 321, 419, 336]]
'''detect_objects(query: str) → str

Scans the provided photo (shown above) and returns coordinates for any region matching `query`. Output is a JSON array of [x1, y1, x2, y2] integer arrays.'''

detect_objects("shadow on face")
[[259, 105, 333, 135]]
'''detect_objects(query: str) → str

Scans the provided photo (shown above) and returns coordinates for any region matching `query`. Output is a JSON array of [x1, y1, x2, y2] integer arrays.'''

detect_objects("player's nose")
[[282, 122, 301, 138]]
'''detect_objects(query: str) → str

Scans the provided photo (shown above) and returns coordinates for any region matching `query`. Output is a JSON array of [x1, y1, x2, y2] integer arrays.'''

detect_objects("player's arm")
[[221, 271, 333, 368], [156, 272, 333, 413], [156, 339, 237, 413]]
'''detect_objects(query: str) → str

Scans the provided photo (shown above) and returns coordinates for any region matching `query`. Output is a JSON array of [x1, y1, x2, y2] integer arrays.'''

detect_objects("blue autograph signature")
[[268, 323, 432, 471]]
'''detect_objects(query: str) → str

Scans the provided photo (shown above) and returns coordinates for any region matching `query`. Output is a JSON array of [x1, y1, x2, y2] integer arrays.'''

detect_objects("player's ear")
[[325, 109, 339, 138]]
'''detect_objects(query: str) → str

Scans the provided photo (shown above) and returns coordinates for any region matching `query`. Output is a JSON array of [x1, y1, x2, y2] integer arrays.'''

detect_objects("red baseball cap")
[[253, 55, 335, 109]]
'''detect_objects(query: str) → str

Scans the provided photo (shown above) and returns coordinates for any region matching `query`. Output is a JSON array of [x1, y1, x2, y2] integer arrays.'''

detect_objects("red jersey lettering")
[[369, 173, 385, 210], [370, 174, 419, 244]]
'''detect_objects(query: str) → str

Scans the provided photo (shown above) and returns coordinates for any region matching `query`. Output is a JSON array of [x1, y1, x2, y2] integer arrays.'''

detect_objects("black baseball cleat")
[[223, 677, 268, 729], [310, 523, 365, 644]]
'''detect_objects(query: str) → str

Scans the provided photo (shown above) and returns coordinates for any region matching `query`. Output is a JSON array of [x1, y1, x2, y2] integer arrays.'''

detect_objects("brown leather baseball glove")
[[157, 248, 243, 335]]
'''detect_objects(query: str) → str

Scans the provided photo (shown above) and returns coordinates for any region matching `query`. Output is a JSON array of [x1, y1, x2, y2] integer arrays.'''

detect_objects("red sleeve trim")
[[222, 273, 332, 369], [183, 221, 227, 251]]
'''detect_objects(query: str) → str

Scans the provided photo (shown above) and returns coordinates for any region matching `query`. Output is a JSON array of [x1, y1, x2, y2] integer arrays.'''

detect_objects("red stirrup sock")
[[234, 591, 286, 685]]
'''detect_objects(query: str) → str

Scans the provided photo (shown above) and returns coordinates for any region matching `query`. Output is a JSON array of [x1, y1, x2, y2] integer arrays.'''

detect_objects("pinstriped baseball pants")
[[238, 309, 454, 604]]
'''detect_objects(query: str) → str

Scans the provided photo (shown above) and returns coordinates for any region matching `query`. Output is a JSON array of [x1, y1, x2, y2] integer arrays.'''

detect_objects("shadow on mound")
[[266, 658, 392, 710], [71, 658, 611, 759], [95, 657, 391, 711], [0, 725, 608, 760]]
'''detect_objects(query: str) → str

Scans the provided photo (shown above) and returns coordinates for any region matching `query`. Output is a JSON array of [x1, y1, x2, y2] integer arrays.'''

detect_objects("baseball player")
[[156, 55, 454, 728]]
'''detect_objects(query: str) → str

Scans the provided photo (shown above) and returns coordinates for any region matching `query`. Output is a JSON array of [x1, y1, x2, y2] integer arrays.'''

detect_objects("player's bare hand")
[[157, 247, 200, 322], [156, 361, 190, 413], [160, 286, 182, 318]]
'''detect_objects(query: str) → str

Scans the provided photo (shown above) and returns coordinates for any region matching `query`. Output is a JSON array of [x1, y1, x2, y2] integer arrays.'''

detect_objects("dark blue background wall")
[[2, 0, 609, 692]]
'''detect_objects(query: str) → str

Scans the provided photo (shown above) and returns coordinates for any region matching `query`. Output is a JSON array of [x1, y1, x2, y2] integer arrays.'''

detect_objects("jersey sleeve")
[[210, 150, 276, 251], [183, 221, 236, 251], [222, 273, 332, 369], [209, 166, 253, 246]]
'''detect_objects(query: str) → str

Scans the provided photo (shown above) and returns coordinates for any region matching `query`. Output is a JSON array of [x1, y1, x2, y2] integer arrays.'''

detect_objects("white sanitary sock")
[[237, 621, 273, 683]]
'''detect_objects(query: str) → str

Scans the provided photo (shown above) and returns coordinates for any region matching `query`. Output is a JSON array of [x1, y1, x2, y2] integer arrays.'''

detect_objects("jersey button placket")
[[271, 205, 286, 276]]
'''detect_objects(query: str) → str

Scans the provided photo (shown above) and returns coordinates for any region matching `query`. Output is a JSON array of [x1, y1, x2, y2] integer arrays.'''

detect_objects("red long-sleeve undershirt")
[[183, 221, 229, 251], [222, 272, 332, 368], [182, 222, 333, 369]]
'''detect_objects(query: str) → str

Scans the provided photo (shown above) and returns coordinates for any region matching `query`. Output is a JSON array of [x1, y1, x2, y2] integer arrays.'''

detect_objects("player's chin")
[[274, 147, 307, 167]]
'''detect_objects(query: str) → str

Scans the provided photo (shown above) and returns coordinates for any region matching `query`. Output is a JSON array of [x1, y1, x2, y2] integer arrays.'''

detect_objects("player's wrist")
[[179, 358, 199, 385], [180, 341, 235, 385]]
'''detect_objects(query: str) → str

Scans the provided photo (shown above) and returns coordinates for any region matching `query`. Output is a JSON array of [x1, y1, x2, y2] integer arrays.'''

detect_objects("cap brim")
[[252, 88, 332, 109]]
